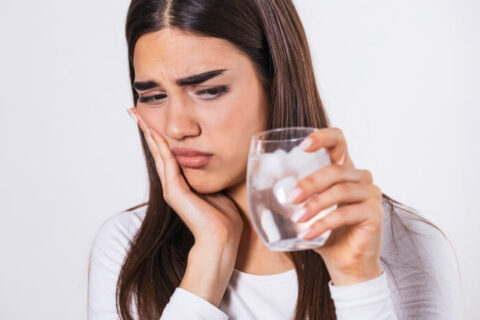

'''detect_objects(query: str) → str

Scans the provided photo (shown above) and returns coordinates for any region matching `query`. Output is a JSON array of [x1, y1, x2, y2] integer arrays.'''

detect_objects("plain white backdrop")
[[0, 0, 478, 319]]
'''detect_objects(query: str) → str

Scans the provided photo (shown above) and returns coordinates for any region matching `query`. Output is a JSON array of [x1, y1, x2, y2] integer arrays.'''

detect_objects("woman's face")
[[133, 28, 268, 194]]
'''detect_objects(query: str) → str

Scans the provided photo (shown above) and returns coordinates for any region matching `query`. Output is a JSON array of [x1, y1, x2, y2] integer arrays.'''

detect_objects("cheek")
[[135, 105, 164, 132], [201, 91, 266, 178], [205, 79, 266, 142]]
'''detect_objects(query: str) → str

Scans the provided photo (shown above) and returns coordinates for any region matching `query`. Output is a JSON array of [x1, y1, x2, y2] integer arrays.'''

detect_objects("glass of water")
[[246, 127, 337, 251]]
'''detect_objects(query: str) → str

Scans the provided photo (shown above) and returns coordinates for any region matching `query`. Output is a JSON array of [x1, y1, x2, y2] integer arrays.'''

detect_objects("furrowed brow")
[[132, 80, 159, 91], [176, 69, 226, 86], [133, 69, 227, 91]]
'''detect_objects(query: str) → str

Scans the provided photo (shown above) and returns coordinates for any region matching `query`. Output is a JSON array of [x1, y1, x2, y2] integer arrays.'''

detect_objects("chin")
[[189, 184, 223, 194], [182, 172, 226, 194]]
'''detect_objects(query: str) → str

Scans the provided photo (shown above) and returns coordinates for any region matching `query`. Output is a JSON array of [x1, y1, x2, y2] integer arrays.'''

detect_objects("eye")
[[137, 93, 167, 104], [195, 85, 229, 99]]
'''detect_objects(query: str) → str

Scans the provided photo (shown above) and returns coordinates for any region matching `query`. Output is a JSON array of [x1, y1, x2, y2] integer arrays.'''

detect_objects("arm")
[[161, 243, 238, 320], [328, 271, 398, 320], [87, 212, 232, 320], [383, 213, 462, 319], [326, 208, 462, 320], [88, 212, 139, 320]]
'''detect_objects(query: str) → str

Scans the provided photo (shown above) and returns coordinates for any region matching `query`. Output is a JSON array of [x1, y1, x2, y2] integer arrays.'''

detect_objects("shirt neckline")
[[231, 268, 297, 282]]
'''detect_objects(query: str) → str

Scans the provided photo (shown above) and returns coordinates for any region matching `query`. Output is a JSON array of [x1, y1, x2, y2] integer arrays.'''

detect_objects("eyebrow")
[[132, 69, 227, 91]]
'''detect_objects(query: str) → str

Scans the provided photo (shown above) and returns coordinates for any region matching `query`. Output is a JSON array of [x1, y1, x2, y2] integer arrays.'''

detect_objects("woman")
[[88, 0, 460, 319]]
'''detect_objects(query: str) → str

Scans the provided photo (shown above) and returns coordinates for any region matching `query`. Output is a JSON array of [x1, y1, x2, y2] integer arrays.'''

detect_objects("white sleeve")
[[160, 287, 229, 320], [381, 211, 462, 319], [88, 212, 140, 319], [328, 272, 398, 319], [88, 211, 230, 320]]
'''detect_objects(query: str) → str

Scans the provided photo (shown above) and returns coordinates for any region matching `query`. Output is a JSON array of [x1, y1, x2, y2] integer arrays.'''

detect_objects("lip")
[[174, 155, 212, 168], [171, 147, 213, 168], [170, 147, 213, 157]]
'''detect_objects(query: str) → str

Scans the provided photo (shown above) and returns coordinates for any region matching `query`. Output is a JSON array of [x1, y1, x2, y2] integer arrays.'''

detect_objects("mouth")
[[170, 147, 214, 169], [174, 155, 213, 168]]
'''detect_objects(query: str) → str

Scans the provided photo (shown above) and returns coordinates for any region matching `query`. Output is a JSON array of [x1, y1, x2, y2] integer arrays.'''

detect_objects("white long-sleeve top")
[[88, 199, 461, 319]]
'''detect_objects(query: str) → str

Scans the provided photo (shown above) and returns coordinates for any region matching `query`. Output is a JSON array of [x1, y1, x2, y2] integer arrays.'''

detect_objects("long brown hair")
[[117, 0, 453, 319]]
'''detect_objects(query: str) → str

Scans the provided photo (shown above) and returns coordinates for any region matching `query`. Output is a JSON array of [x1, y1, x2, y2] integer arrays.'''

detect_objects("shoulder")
[[88, 206, 147, 318], [380, 198, 454, 267], [93, 205, 147, 243], [89, 205, 147, 267], [380, 198, 461, 319]]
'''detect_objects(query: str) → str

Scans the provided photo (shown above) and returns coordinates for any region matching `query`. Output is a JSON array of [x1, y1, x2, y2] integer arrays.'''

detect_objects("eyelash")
[[137, 85, 229, 104]]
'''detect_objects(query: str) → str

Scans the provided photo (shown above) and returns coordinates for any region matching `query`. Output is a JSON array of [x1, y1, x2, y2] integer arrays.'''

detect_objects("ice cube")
[[253, 174, 275, 190], [260, 207, 281, 243], [286, 146, 331, 180], [273, 175, 298, 205], [259, 149, 287, 177], [253, 149, 288, 190], [272, 148, 288, 159], [297, 148, 331, 180], [286, 145, 314, 170]]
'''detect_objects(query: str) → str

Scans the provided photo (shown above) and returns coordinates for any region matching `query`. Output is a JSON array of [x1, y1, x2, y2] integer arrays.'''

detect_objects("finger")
[[300, 127, 348, 165], [149, 129, 194, 195], [149, 129, 182, 182], [288, 164, 368, 204], [128, 107, 165, 181], [291, 183, 381, 223], [128, 107, 158, 154], [299, 199, 383, 240]]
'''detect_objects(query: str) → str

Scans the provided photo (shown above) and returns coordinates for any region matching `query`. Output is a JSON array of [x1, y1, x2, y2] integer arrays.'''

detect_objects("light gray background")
[[0, 0, 478, 319]]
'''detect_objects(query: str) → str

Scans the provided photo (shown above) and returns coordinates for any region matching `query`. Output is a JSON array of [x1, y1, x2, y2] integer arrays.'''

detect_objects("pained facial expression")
[[133, 28, 268, 194]]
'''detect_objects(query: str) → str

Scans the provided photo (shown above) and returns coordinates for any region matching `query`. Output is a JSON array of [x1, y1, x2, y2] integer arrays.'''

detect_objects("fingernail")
[[128, 108, 153, 140], [291, 207, 307, 222], [127, 108, 138, 124], [299, 137, 312, 151], [298, 227, 311, 239], [287, 188, 303, 203]]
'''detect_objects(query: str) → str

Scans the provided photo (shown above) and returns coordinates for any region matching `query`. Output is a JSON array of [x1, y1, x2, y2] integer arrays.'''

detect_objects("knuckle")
[[297, 176, 314, 191], [366, 198, 383, 220], [336, 204, 350, 216], [313, 215, 330, 231], [309, 169, 327, 187], [332, 127, 343, 136], [375, 197, 384, 211], [316, 218, 330, 231], [322, 212, 335, 225], [322, 209, 340, 227], [308, 193, 324, 210], [331, 163, 343, 176], [372, 184, 383, 200], [360, 169, 373, 183], [336, 182, 351, 194]]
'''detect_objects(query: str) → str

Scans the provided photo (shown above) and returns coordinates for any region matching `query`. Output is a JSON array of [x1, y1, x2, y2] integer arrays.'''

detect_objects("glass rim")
[[251, 126, 319, 143]]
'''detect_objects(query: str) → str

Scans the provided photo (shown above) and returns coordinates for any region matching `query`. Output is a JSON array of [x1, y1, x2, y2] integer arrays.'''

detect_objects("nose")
[[164, 97, 201, 141]]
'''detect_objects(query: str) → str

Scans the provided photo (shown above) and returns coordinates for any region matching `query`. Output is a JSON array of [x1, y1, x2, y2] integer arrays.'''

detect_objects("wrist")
[[180, 243, 238, 306], [191, 237, 240, 259], [327, 260, 383, 286]]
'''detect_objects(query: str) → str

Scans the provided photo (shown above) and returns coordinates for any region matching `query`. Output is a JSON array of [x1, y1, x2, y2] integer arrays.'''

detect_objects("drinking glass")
[[246, 127, 337, 251]]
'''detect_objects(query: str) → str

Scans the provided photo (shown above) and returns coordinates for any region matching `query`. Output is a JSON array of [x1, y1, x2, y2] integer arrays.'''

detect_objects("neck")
[[226, 181, 264, 249], [226, 181, 294, 274]]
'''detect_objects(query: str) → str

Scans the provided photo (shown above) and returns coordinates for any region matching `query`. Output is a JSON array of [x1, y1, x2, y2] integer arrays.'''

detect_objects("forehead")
[[133, 28, 245, 79]]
